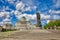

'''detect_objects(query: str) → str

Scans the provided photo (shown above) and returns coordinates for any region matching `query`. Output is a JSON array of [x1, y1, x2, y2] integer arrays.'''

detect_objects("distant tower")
[[36, 12, 42, 28]]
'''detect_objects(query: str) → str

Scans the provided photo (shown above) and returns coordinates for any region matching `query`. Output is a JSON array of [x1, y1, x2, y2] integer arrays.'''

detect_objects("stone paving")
[[0, 30, 60, 40]]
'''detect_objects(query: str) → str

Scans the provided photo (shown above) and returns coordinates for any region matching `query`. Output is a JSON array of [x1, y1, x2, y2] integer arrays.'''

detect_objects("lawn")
[[0, 31, 18, 39]]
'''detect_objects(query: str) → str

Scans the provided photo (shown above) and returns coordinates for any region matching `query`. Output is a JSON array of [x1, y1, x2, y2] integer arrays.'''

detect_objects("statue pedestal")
[[36, 27, 42, 30]]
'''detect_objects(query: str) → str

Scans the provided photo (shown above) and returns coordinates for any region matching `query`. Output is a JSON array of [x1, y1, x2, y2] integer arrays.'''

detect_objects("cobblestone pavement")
[[0, 30, 60, 40]]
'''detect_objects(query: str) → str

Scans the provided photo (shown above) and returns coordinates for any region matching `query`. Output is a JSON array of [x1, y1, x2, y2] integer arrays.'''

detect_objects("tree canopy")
[[44, 20, 60, 29]]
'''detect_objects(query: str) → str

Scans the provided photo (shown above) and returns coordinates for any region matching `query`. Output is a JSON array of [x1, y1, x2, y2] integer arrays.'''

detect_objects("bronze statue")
[[36, 12, 42, 28]]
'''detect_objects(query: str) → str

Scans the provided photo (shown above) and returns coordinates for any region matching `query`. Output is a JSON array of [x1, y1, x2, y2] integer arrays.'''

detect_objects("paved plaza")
[[0, 29, 60, 40]]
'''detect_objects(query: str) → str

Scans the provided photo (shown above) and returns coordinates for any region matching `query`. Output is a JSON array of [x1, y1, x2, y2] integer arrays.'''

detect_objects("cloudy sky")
[[0, 0, 60, 26]]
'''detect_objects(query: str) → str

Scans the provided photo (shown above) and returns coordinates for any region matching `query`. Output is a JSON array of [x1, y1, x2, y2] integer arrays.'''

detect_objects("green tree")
[[44, 20, 60, 29]]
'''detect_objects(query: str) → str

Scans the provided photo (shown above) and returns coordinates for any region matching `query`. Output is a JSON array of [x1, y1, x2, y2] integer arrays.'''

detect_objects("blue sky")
[[0, 0, 60, 26]]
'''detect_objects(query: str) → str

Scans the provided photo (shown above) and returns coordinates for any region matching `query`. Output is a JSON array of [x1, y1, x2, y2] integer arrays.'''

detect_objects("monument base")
[[36, 27, 42, 30]]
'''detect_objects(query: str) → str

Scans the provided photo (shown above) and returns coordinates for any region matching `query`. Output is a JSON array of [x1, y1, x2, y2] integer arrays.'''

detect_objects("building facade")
[[15, 16, 30, 30]]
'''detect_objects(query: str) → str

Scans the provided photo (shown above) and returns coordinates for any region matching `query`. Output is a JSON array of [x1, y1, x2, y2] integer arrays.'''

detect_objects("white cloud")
[[0, 17, 11, 26], [23, 6, 37, 11], [34, 6, 37, 9], [24, 14, 36, 21], [15, 1, 37, 20], [49, 9, 60, 14], [24, 7, 31, 11], [8, 0, 12, 1], [32, 14, 36, 20], [22, 14, 36, 21], [14, 10, 22, 19], [16, 1, 37, 12], [0, 22, 4, 26], [14, 10, 22, 15], [3, 18, 11, 24], [54, 0, 60, 8], [16, 1, 31, 11], [41, 14, 51, 20], [5, 6, 12, 11], [0, 12, 5, 17], [15, 13, 51, 21], [3, 18, 10, 22], [0, 11, 10, 17], [15, 13, 36, 21], [11, 10, 15, 14], [7, 0, 15, 4], [0, 11, 11, 25], [53, 15, 60, 19], [16, 2, 25, 11]]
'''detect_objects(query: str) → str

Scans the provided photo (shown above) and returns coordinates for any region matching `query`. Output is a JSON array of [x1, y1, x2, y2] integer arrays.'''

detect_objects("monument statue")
[[36, 12, 42, 28]]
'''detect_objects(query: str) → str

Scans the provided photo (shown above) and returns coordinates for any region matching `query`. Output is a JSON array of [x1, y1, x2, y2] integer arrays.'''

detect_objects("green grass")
[[1, 28, 17, 32], [0, 29, 18, 39], [0, 31, 17, 37], [56, 28, 60, 30]]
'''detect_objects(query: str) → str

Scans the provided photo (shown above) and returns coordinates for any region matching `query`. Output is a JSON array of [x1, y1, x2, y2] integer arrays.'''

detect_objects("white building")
[[15, 16, 30, 30]]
